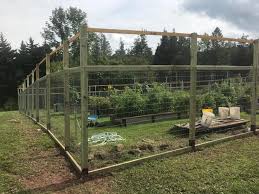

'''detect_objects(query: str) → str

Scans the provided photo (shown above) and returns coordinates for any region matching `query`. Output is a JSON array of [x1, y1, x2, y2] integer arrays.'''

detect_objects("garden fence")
[[17, 25, 259, 175]]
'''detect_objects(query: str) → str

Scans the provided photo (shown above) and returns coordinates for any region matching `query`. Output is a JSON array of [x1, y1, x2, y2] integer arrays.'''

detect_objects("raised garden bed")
[[111, 111, 188, 126]]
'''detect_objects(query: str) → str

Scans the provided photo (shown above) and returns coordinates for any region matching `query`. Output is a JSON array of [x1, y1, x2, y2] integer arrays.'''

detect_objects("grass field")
[[1, 111, 259, 193], [38, 110, 253, 169]]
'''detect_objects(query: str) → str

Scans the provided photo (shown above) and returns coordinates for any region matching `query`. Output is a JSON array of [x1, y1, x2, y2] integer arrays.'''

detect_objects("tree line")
[[0, 7, 252, 110]]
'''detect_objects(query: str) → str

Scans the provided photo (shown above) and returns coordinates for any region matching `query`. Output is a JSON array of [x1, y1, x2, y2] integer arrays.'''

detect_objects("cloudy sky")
[[0, 0, 258, 51]]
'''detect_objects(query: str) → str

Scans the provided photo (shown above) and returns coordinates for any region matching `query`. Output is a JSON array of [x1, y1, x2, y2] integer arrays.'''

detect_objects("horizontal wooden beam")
[[88, 27, 191, 38], [89, 146, 192, 175], [68, 65, 252, 73], [87, 27, 254, 44]]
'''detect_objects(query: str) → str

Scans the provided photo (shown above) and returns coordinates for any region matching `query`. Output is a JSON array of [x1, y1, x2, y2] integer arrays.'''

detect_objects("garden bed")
[[110, 112, 188, 126]]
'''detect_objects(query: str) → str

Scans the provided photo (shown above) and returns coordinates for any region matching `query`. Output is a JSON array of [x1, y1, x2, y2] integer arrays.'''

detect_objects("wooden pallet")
[[175, 118, 249, 133]]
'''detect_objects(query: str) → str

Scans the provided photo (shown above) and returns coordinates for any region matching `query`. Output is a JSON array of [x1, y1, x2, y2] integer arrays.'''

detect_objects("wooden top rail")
[[87, 27, 254, 44], [27, 26, 255, 83], [67, 64, 252, 73]]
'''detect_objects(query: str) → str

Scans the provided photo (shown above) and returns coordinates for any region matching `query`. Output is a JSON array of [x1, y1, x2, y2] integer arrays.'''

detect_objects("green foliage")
[[89, 96, 111, 115], [41, 7, 86, 47], [172, 90, 190, 114], [200, 78, 250, 112], [145, 83, 174, 114], [111, 87, 146, 117], [50, 60, 63, 73]]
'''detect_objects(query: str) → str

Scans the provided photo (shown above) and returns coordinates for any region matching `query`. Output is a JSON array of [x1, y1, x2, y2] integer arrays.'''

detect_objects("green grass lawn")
[[1, 111, 259, 193], [35, 110, 257, 169]]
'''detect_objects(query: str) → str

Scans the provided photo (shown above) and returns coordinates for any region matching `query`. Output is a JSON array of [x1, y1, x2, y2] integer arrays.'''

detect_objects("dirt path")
[[2, 112, 112, 193]]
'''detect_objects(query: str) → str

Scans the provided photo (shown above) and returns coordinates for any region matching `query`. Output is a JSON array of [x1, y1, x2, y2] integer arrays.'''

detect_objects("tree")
[[0, 33, 16, 106], [41, 7, 87, 47], [153, 35, 170, 64], [115, 38, 126, 57], [129, 34, 153, 64]]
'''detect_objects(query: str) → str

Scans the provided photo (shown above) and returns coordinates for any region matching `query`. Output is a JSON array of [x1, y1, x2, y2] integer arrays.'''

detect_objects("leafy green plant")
[[111, 87, 146, 117], [89, 96, 111, 115], [145, 83, 173, 114], [172, 90, 190, 118]]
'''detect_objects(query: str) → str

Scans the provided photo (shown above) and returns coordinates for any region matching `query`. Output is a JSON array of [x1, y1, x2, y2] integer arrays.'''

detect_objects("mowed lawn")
[[1, 111, 259, 193]]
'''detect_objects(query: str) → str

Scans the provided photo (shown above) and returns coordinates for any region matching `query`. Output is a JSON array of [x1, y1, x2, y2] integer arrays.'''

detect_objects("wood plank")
[[63, 40, 70, 149], [251, 40, 258, 131], [46, 54, 51, 129], [87, 27, 254, 44], [189, 33, 198, 147], [36, 64, 40, 122], [67, 65, 251, 74], [80, 24, 89, 172]]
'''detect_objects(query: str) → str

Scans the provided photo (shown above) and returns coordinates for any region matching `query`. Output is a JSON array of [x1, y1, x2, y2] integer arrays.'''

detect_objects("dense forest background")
[[0, 7, 252, 110]]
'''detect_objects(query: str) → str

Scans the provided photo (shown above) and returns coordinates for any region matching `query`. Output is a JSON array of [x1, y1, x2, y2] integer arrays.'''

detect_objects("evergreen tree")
[[0, 33, 16, 106], [129, 34, 152, 64]]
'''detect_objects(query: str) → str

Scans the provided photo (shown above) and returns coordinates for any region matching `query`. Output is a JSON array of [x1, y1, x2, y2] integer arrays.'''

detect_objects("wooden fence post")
[[80, 24, 89, 172], [63, 40, 71, 149], [36, 64, 40, 122], [17, 88, 20, 112], [251, 40, 259, 132], [189, 33, 198, 149], [22, 82, 25, 113], [46, 54, 51, 129], [26, 75, 30, 115], [31, 70, 35, 118]]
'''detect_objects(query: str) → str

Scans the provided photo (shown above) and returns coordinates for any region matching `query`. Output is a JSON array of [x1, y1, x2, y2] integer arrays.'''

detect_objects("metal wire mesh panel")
[[68, 71, 81, 164], [39, 77, 47, 126], [86, 70, 191, 170], [49, 72, 65, 144], [195, 70, 252, 144]]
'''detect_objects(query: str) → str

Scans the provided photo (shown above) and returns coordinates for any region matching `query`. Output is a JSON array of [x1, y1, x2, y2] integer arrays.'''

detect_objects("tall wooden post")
[[31, 70, 35, 117], [80, 24, 89, 172], [17, 88, 20, 112], [22, 82, 25, 113], [63, 40, 71, 149], [26, 75, 30, 115], [189, 33, 198, 149], [36, 64, 40, 122], [46, 54, 51, 129], [251, 40, 259, 132]]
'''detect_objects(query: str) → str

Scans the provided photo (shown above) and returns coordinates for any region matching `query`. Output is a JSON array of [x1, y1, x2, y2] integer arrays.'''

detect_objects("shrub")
[[89, 96, 111, 115], [172, 90, 190, 117], [145, 83, 173, 114], [111, 87, 146, 117]]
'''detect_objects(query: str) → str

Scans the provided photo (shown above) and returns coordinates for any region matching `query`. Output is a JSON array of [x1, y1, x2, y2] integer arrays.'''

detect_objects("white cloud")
[[0, 0, 256, 51]]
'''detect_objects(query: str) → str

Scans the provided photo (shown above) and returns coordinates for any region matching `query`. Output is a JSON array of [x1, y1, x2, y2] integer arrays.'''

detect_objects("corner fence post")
[[189, 33, 198, 149], [80, 24, 89, 173], [63, 40, 71, 150], [46, 54, 51, 129], [31, 70, 35, 118], [36, 64, 40, 122], [251, 40, 259, 133]]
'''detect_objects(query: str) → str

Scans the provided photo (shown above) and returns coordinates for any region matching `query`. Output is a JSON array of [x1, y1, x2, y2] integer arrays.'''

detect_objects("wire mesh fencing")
[[17, 25, 259, 174]]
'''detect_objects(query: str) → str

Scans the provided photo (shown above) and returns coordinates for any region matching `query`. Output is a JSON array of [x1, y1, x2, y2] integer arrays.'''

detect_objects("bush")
[[172, 90, 190, 117], [111, 87, 146, 117], [145, 83, 173, 114], [89, 96, 111, 115]]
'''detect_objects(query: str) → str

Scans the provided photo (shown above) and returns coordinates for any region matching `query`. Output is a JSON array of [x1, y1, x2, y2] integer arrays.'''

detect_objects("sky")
[[0, 0, 258, 51]]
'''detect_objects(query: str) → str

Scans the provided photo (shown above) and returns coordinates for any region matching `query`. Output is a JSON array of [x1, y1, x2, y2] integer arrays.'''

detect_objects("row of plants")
[[87, 77, 251, 118]]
